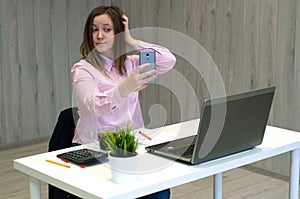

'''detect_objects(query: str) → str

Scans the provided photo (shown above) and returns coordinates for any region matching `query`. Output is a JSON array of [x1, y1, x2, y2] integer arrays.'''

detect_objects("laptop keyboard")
[[172, 144, 195, 157]]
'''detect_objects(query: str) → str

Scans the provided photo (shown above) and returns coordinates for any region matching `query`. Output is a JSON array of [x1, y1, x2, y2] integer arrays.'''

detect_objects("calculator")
[[57, 148, 108, 164]]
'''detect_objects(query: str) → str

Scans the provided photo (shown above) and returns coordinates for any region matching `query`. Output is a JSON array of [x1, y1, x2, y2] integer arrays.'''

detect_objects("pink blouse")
[[71, 41, 176, 144]]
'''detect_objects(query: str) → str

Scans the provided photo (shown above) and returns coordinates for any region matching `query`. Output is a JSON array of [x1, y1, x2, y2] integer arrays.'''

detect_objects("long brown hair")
[[80, 6, 127, 75]]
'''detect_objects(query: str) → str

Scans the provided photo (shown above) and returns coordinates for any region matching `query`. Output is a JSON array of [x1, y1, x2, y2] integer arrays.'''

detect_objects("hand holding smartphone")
[[139, 49, 156, 84]]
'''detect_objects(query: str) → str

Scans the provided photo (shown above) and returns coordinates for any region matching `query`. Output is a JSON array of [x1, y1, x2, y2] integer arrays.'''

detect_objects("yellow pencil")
[[45, 159, 70, 168], [139, 131, 152, 140]]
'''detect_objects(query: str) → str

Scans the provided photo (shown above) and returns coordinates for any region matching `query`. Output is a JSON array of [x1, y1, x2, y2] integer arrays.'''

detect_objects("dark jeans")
[[51, 143, 170, 199], [51, 188, 170, 199], [137, 189, 171, 199]]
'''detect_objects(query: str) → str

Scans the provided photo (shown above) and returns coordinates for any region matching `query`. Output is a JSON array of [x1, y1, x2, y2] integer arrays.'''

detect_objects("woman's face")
[[92, 14, 115, 58]]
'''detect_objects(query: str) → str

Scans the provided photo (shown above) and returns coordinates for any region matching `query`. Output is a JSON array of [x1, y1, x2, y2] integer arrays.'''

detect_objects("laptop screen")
[[193, 86, 275, 164]]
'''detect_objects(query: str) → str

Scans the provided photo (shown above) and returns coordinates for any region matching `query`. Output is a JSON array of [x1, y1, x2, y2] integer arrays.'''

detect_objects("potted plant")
[[102, 125, 139, 157], [100, 125, 139, 184]]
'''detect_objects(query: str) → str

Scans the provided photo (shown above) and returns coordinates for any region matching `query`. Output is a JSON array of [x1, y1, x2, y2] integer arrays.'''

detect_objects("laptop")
[[145, 86, 275, 165]]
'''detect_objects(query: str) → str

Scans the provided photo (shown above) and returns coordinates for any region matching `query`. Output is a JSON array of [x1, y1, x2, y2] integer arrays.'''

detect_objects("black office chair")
[[48, 107, 79, 152], [48, 107, 81, 199]]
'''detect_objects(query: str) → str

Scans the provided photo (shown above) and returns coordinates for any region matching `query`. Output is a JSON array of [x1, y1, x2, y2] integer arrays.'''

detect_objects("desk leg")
[[29, 177, 41, 199], [214, 173, 222, 199], [290, 148, 300, 199]]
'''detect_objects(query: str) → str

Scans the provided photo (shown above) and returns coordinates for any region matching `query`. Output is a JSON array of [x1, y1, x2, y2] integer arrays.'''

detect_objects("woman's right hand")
[[118, 63, 157, 97], [122, 15, 138, 48]]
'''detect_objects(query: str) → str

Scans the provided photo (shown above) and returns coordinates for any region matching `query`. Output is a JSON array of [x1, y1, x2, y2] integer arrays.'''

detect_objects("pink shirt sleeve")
[[71, 61, 126, 116]]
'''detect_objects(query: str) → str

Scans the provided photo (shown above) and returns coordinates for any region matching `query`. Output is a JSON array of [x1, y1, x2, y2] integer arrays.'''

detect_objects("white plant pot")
[[109, 153, 138, 184]]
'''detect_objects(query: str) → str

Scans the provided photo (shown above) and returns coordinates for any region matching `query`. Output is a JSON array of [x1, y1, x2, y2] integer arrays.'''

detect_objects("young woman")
[[71, 6, 176, 199]]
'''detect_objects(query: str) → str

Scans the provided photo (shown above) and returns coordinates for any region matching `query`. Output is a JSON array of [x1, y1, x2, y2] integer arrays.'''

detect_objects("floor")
[[0, 141, 296, 199]]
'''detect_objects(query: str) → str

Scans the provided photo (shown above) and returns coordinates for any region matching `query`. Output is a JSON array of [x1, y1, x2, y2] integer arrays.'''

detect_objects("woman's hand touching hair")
[[122, 15, 138, 48]]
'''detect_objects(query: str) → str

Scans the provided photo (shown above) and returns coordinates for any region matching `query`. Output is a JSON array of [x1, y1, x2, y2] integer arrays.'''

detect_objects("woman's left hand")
[[122, 15, 138, 47]]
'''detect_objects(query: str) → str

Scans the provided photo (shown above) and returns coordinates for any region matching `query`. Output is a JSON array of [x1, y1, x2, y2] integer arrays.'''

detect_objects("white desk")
[[14, 119, 300, 199]]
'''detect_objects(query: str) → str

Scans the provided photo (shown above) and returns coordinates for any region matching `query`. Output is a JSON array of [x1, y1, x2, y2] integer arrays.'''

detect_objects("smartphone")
[[139, 49, 156, 84]]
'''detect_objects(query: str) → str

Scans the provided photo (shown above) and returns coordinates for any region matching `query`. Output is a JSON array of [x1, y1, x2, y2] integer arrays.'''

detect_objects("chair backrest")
[[48, 107, 79, 152]]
